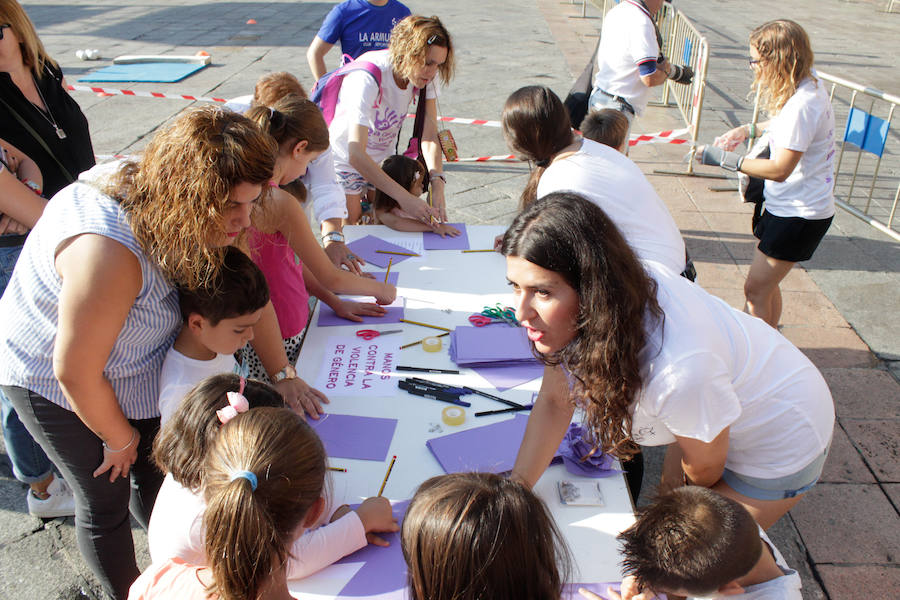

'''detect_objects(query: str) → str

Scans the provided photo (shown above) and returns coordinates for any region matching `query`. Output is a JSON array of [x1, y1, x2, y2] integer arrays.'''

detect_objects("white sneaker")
[[27, 475, 76, 518]]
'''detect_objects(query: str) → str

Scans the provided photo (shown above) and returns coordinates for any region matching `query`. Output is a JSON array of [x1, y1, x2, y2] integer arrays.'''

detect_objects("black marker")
[[396, 365, 460, 375], [462, 386, 526, 410]]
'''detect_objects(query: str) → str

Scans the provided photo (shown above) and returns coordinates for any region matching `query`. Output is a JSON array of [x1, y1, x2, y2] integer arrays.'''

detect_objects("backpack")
[[310, 60, 383, 126]]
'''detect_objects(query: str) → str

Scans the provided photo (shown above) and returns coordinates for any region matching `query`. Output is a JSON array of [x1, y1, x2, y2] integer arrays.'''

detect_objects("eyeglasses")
[[748, 58, 761, 67], [0, 24, 11, 40]]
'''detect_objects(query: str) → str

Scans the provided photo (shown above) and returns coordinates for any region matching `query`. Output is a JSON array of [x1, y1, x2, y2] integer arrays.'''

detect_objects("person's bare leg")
[[344, 192, 362, 226], [743, 249, 794, 328], [712, 479, 804, 530], [30, 472, 55, 498]]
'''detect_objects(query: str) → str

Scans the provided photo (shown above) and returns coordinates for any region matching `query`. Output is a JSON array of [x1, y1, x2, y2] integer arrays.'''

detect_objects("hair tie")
[[534, 158, 551, 168], [230, 470, 258, 491], [217, 377, 249, 424]]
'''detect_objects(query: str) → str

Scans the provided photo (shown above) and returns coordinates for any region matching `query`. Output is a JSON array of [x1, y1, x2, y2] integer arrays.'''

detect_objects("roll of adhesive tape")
[[441, 405, 465, 426], [422, 336, 442, 352]]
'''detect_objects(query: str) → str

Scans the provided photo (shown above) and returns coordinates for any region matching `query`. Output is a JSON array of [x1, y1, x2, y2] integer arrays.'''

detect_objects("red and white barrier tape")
[[66, 83, 228, 103]]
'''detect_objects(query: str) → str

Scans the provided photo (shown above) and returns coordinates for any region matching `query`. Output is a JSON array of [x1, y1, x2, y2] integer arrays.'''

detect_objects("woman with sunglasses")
[[697, 20, 835, 328], [0, 0, 95, 519], [327, 14, 454, 227]]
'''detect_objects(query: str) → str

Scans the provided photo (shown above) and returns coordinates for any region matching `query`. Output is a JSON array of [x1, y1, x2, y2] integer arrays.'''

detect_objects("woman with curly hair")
[[0, 106, 276, 600], [505, 192, 834, 531], [328, 14, 454, 226], [697, 20, 835, 327]]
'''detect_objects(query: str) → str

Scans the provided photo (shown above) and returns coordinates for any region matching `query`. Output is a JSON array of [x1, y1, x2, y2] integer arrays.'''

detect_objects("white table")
[[290, 225, 635, 598]]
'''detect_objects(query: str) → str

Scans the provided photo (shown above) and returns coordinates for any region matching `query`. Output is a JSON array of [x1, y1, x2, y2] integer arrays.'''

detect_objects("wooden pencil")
[[461, 249, 495, 253], [399, 318, 452, 332], [384, 258, 393, 283], [327, 466, 347, 472], [399, 331, 450, 349], [377, 455, 397, 497], [376, 249, 419, 257]]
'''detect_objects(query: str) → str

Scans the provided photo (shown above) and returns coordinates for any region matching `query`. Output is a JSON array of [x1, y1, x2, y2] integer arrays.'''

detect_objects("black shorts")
[[754, 210, 833, 262]]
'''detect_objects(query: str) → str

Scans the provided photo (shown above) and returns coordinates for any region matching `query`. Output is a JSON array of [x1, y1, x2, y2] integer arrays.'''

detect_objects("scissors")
[[356, 329, 403, 340], [468, 314, 503, 327], [481, 303, 519, 326]]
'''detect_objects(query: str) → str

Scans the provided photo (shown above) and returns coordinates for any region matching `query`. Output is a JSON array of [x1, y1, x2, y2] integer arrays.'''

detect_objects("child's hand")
[[375, 283, 397, 306], [355, 496, 400, 547], [334, 300, 387, 322], [274, 377, 329, 419], [431, 222, 461, 238], [493, 234, 503, 251]]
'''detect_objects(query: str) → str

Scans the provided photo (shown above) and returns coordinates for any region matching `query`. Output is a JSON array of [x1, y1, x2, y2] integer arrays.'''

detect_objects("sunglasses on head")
[[0, 24, 11, 40]]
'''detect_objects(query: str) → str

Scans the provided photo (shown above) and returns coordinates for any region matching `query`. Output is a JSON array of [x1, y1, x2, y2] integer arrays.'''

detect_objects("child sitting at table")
[[402, 472, 571, 600], [157, 246, 268, 425], [147, 373, 399, 580], [372, 155, 460, 236], [580, 486, 802, 600], [580, 109, 630, 154]]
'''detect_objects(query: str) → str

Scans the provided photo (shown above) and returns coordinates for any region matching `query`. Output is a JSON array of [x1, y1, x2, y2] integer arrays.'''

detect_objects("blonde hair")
[[203, 407, 326, 600], [252, 71, 308, 107], [108, 106, 276, 290], [749, 20, 816, 114], [246, 95, 329, 155], [0, 0, 58, 79], [389, 15, 455, 85]]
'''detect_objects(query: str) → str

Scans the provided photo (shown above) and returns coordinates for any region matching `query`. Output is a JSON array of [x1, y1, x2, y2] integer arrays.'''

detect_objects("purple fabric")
[[422, 223, 470, 250], [557, 423, 621, 478], [309, 413, 398, 461], [347, 235, 417, 268]]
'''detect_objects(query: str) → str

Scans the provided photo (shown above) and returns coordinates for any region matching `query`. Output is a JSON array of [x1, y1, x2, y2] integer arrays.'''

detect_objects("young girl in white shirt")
[[146, 374, 398, 580]]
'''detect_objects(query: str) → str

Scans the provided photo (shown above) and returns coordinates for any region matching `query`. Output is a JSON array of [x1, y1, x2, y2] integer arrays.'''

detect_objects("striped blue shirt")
[[0, 177, 179, 419]]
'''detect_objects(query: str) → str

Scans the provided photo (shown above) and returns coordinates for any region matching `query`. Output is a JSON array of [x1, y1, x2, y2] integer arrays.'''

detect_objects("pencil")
[[399, 319, 452, 332], [399, 331, 450, 350], [474, 405, 534, 417], [384, 258, 393, 283], [327, 466, 347, 472], [461, 249, 495, 253], [376, 249, 420, 257], [377, 455, 397, 497]]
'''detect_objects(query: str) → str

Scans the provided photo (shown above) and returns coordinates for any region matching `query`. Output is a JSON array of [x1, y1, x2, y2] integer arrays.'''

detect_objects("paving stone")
[[790, 484, 900, 564], [822, 368, 900, 421], [779, 291, 849, 329], [780, 326, 878, 369], [817, 565, 900, 600], [883, 484, 900, 513], [819, 424, 877, 484], [767, 517, 827, 600], [842, 420, 900, 482]]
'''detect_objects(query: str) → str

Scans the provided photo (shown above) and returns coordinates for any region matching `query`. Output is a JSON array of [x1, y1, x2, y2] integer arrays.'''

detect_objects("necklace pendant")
[[55, 126, 67, 140]]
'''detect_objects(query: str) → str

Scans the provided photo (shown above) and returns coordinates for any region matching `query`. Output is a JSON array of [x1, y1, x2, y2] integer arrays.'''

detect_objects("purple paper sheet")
[[422, 223, 470, 250], [449, 326, 537, 366], [363, 271, 400, 287], [471, 362, 544, 392], [309, 413, 397, 461], [348, 235, 418, 268], [317, 301, 405, 327], [426, 414, 530, 474], [334, 500, 410, 598]]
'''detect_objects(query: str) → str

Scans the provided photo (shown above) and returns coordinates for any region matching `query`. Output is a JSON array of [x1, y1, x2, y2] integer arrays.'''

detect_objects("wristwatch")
[[272, 364, 297, 382], [429, 171, 447, 183], [322, 231, 345, 244]]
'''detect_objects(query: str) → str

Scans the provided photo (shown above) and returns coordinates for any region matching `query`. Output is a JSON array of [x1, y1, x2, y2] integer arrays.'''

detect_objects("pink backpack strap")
[[317, 61, 382, 125]]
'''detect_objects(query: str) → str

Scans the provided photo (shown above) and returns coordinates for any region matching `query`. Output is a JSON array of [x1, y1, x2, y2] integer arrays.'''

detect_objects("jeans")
[[587, 90, 635, 154], [0, 243, 54, 485], [4, 386, 163, 600]]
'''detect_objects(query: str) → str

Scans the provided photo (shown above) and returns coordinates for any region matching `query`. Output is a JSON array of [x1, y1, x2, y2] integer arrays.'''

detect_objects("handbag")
[[0, 95, 75, 185], [400, 87, 431, 192], [738, 131, 770, 231], [563, 38, 600, 129]]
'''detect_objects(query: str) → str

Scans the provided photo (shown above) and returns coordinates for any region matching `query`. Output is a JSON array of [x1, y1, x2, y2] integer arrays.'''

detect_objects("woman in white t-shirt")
[[328, 15, 455, 225], [500, 85, 688, 276], [505, 192, 833, 530], [698, 20, 835, 328]]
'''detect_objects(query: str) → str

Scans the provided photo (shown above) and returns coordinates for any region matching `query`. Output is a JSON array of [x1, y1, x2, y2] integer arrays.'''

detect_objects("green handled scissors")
[[481, 303, 519, 326]]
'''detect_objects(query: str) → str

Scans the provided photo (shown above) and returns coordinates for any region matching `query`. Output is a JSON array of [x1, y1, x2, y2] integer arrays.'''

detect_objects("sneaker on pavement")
[[26, 475, 76, 518]]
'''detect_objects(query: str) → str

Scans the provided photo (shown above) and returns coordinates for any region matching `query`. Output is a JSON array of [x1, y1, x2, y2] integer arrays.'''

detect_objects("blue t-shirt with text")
[[316, 0, 411, 59]]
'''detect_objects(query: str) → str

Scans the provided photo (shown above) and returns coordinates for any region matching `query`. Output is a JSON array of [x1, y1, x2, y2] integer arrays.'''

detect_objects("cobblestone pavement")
[[1, 1, 897, 598]]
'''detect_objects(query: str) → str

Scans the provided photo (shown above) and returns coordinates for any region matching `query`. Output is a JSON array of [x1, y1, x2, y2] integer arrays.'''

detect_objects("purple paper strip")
[[426, 414, 530, 474], [348, 235, 418, 268], [309, 413, 398, 461], [317, 302, 405, 327], [335, 500, 410, 597], [422, 223, 470, 250]]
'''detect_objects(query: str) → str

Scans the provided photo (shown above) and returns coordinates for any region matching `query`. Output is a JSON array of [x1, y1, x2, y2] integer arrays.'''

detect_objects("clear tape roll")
[[441, 405, 465, 426], [422, 336, 442, 352]]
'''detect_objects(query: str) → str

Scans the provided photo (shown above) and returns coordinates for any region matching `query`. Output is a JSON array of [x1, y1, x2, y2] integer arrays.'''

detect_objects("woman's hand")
[[430, 222, 460, 238], [583, 576, 657, 600], [355, 496, 400, 547], [395, 192, 437, 224], [273, 377, 329, 419], [324, 240, 365, 275], [712, 125, 748, 151], [93, 426, 139, 482], [333, 299, 387, 322], [429, 180, 448, 222], [0, 214, 29, 235]]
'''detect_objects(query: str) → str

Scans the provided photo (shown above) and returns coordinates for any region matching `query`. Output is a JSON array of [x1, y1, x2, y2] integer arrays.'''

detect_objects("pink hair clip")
[[217, 377, 249, 424]]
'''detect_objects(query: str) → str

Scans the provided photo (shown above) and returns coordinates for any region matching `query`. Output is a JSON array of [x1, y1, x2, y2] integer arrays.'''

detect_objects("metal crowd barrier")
[[591, 0, 712, 176]]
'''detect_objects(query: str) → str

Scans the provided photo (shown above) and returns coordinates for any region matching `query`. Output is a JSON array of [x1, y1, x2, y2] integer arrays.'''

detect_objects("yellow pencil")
[[399, 318, 452, 332], [400, 331, 450, 350], [384, 258, 393, 283], [377, 455, 397, 497], [376, 250, 420, 257], [327, 466, 347, 472], [461, 249, 495, 253]]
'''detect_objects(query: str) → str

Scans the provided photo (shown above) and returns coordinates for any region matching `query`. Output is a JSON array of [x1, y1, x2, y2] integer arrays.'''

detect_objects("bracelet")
[[429, 171, 447, 183], [322, 231, 345, 244], [103, 427, 137, 453], [746, 122, 757, 139]]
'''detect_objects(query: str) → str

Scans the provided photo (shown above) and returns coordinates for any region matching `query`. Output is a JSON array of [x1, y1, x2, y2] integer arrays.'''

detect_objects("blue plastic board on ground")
[[843, 107, 889, 157], [78, 62, 206, 83]]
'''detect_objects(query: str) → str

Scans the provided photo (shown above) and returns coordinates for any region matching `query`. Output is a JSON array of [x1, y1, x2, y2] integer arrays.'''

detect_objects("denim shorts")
[[721, 441, 831, 501]]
